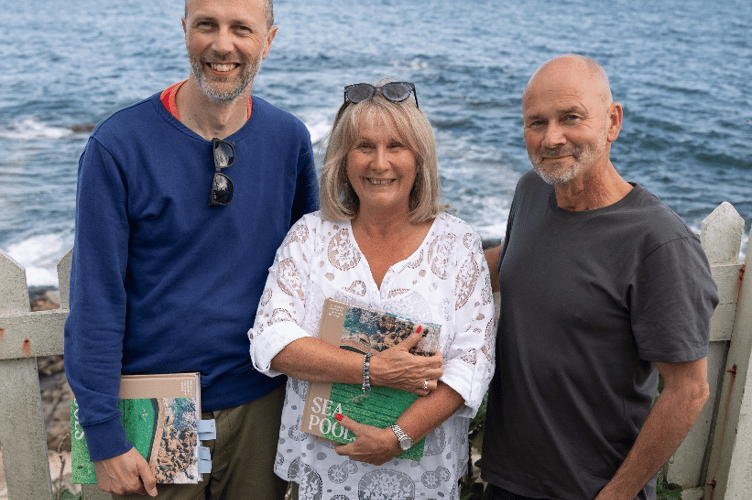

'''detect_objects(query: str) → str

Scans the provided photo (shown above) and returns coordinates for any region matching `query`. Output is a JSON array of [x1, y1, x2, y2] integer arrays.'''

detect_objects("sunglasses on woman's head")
[[343, 82, 419, 109], [210, 138, 235, 206]]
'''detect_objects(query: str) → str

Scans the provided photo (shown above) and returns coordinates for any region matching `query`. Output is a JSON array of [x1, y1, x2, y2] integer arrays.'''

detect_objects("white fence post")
[[58, 249, 72, 311], [0, 247, 110, 500], [0, 250, 54, 500], [663, 203, 745, 494], [703, 202, 752, 499]]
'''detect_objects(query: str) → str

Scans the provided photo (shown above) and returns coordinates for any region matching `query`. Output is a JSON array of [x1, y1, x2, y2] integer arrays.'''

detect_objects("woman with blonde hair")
[[249, 80, 495, 499]]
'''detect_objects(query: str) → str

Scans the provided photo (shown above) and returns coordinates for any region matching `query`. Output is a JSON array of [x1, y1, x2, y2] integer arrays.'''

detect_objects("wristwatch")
[[390, 423, 413, 451]]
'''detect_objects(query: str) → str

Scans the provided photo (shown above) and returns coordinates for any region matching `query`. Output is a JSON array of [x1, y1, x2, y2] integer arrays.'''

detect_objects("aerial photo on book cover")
[[302, 298, 441, 461], [71, 372, 201, 484]]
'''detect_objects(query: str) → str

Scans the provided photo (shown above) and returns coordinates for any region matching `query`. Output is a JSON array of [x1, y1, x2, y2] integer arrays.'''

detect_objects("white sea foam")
[[304, 111, 333, 146], [0, 117, 74, 140], [4, 233, 70, 288], [472, 219, 508, 243], [404, 58, 430, 71]]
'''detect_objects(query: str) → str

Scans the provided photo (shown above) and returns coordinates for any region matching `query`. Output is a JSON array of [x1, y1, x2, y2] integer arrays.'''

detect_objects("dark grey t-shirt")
[[481, 170, 718, 500]]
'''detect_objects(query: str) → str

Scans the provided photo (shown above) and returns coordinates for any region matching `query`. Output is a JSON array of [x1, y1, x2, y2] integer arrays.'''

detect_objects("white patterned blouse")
[[249, 210, 495, 500]]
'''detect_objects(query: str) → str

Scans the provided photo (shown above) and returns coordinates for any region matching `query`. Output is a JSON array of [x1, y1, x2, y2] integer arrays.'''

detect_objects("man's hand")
[[594, 358, 709, 500], [94, 447, 158, 497]]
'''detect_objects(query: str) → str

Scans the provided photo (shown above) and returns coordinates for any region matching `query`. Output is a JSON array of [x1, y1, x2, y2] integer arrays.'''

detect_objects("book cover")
[[71, 372, 202, 484], [301, 298, 441, 461]]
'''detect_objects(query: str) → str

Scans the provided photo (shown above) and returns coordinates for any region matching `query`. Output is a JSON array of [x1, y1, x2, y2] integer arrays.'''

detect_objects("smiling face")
[[183, 0, 277, 104], [522, 58, 618, 185], [346, 114, 418, 217]]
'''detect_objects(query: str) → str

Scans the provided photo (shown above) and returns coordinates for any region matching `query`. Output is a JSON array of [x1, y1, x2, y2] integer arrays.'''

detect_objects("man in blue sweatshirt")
[[64, 0, 318, 497]]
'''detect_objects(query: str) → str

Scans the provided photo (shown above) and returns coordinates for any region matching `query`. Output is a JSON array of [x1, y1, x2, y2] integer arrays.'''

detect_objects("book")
[[301, 298, 441, 461], [71, 372, 203, 484]]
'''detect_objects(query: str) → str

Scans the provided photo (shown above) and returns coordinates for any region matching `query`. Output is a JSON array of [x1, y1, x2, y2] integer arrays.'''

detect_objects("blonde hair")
[[320, 81, 442, 223]]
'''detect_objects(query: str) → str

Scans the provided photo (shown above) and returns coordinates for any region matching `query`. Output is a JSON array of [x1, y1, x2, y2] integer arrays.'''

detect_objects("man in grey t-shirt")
[[481, 55, 718, 500]]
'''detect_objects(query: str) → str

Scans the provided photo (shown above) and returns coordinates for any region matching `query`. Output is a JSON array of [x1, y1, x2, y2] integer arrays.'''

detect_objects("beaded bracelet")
[[361, 352, 373, 393]]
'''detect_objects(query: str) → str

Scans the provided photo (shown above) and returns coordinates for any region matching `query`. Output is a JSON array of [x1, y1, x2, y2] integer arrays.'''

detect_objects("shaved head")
[[524, 54, 613, 106]]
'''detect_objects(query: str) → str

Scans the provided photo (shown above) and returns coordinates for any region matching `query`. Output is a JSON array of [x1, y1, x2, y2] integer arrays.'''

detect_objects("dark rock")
[[481, 238, 502, 250]]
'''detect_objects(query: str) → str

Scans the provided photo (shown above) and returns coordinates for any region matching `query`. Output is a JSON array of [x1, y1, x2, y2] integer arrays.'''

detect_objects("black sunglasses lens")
[[214, 141, 235, 168], [211, 173, 234, 205], [381, 83, 411, 102], [347, 84, 376, 104]]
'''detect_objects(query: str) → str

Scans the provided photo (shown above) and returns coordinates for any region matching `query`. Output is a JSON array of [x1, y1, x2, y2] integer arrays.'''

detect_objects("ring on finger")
[[423, 380, 428, 391]]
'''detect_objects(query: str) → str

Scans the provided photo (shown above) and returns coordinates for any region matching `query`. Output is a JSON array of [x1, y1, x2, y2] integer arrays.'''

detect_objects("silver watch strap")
[[391, 423, 409, 441]]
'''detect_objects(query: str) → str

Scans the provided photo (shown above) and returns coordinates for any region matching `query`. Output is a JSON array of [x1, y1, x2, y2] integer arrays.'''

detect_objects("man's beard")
[[190, 52, 260, 105], [529, 133, 607, 185]]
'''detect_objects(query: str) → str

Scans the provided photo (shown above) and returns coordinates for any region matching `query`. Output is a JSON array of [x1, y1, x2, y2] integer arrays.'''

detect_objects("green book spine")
[[70, 399, 96, 483]]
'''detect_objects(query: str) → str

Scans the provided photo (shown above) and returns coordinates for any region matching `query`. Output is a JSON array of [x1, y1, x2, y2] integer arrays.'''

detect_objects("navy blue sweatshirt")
[[64, 91, 319, 462]]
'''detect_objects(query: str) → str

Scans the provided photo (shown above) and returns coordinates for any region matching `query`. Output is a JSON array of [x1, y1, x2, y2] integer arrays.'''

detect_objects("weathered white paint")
[[0, 249, 110, 500], [0, 250, 53, 500], [703, 203, 752, 498], [58, 249, 71, 310], [668, 203, 745, 489], [682, 487, 705, 500], [709, 263, 743, 342], [0, 311, 68, 360], [701, 202, 745, 265]]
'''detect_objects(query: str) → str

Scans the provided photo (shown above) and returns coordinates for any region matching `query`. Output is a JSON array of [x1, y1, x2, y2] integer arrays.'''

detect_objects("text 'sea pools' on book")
[[71, 372, 215, 484], [301, 298, 441, 461]]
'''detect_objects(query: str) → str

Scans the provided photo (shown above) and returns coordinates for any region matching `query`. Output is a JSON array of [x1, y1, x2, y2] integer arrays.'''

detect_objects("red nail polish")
[[416, 326, 422, 334], [335, 413, 343, 421]]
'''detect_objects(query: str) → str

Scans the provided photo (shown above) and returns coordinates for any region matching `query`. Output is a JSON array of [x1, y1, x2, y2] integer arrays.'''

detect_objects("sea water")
[[1, 0, 750, 286]]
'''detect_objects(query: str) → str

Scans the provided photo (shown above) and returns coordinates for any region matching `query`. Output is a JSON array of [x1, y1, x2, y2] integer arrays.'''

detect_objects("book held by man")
[[301, 298, 441, 461], [71, 372, 213, 484]]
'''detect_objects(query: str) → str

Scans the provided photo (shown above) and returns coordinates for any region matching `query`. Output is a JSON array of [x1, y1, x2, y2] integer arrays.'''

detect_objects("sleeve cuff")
[[250, 321, 311, 377], [441, 361, 485, 418], [82, 415, 133, 462]]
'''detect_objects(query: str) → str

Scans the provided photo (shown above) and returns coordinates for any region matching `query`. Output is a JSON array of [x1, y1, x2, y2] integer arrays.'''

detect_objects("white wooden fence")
[[1, 201, 751, 500], [0, 247, 107, 500]]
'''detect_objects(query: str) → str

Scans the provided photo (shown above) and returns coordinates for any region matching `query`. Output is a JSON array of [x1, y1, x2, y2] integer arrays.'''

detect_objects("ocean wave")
[[4, 233, 70, 287], [303, 111, 334, 146], [0, 117, 93, 141]]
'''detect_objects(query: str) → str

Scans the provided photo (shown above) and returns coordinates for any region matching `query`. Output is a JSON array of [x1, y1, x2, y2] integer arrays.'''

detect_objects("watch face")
[[392, 424, 413, 451], [400, 437, 413, 450]]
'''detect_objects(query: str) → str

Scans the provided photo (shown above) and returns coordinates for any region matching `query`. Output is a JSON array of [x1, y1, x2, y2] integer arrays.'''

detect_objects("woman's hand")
[[333, 414, 402, 466], [369, 327, 443, 395]]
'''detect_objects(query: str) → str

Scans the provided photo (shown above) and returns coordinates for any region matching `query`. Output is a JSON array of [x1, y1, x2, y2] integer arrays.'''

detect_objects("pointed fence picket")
[[0, 201, 751, 499], [0, 249, 108, 500], [699, 202, 752, 499]]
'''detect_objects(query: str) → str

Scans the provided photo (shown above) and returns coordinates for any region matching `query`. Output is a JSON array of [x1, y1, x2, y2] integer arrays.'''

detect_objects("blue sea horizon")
[[1, 0, 750, 286]]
